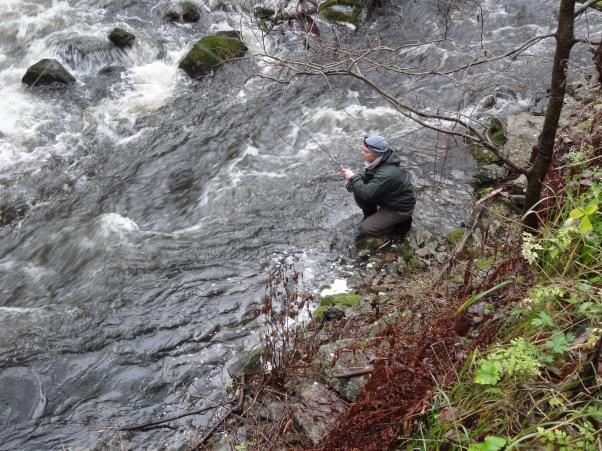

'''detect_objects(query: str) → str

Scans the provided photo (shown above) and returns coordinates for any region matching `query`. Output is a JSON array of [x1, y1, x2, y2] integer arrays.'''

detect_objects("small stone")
[[482, 95, 496, 108], [510, 174, 528, 193]]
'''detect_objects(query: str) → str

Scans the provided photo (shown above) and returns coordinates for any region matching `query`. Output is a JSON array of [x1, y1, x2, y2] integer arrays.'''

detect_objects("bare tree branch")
[[576, 0, 600, 16]]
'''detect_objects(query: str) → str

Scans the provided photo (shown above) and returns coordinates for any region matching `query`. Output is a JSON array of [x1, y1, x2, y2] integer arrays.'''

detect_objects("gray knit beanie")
[[363, 135, 390, 155]]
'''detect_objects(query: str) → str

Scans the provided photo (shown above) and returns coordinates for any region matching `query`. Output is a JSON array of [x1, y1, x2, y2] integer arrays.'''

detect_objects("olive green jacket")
[[346, 152, 416, 212]]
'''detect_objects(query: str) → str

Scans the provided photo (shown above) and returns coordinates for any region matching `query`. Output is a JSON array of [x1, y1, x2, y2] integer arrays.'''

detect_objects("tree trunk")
[[523, 0, 576, 231]]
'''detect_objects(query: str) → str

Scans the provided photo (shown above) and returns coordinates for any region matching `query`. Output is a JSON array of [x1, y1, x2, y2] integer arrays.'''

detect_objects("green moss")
[[447, 228, 467, 246], [475, 256, 495, 271], [408, 257, 424, 269], [487, 116, 507, 148], [179, 34, 247, 77], [477, 186, 494, 197], [469, 142, 501, 164], [320, 283, 332, 290], [320, 293, 361, 307], [398, 239, 413, 260]]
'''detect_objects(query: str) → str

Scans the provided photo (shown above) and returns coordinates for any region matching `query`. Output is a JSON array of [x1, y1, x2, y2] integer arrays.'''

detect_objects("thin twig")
[[117, 402, 229, 432]]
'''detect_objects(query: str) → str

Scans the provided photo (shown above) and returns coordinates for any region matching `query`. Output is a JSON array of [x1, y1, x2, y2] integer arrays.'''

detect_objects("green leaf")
[[483, 436, 507, 451], [570, 207, 585, 219], [583, 202, 598, 215], [531, 311, 554, 328], [545, 333, 575, 354], [474, 359, 501, 385], [468, 436, 507, 451], [579, 215, 593, 233]]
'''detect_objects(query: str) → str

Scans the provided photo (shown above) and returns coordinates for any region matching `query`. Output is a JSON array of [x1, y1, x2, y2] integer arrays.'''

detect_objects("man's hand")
[[340, 167, 355, 180]]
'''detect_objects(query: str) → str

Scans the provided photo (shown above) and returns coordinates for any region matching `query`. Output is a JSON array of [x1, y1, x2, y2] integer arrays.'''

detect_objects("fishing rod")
[[277, 107, 344, 169]]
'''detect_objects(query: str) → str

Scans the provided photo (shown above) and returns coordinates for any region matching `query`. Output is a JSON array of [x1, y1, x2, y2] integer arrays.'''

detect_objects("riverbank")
[[207, 74, 601, 450]]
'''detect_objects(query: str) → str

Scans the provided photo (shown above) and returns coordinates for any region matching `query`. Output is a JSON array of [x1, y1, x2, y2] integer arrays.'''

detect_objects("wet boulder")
[[22, 59, 76, 87], [109, 27, 135, 48], [179, 34, 247, 78], [164, 2, 201, 23]]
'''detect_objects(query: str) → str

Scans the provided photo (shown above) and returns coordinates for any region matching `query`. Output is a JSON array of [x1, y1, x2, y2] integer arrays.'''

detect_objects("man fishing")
[[341, 135, 416, 237]]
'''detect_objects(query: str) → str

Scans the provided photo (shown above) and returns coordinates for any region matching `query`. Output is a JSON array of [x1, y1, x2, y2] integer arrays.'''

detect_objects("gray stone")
[[482, 95, 496, 108], [472, 164, 507, 186], [227, 346, 264, 378], [510, 174, 528, 193], [415, 243, 436, 258], [435, 252, 448, 264], [252, 400, 286, 422], [502, 114, 544, 167], [408, 228, 433, 249], [313, 339, 372, 401], [290, 382, 347, 445], [22, 59, 76, 87]]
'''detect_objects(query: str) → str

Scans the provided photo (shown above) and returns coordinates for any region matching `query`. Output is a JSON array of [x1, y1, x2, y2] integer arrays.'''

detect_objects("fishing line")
[[275, 105, 343, 168]]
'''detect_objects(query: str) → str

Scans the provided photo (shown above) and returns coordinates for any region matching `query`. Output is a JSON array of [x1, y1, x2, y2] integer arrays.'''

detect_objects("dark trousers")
[[354, 193, 413, 237]]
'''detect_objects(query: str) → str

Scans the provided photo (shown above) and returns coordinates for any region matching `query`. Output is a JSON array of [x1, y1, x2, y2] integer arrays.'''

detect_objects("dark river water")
[[0, 0, 599, 448]]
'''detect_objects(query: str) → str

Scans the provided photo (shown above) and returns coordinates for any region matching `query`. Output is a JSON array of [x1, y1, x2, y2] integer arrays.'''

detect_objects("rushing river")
[[0, 0, 599, 448]]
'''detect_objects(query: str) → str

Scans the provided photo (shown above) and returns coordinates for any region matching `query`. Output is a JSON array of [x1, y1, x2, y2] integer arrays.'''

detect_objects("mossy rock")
[[487, 116, 507, 148], [318, 0, 361, 26], [314, 305, 345, 321], [319, 293, 361, 307], [109, 27, 135, 48], [22, 59, 76, 87], [469, 141, 501, 164], [179, 34, 247, 78]]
